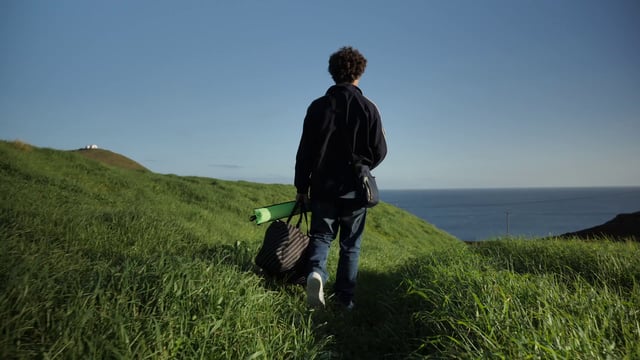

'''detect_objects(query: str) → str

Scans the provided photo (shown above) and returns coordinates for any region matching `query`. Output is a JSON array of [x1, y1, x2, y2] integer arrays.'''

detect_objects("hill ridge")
[[71, 147, 148, 171]]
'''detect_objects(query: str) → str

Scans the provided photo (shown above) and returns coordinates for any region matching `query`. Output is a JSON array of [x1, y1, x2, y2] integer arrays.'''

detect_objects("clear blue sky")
[[2, 0, 639, 189]]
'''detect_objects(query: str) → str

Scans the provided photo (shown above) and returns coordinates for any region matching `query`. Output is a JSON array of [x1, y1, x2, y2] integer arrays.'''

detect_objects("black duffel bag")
[[255, 201, 309, 278]]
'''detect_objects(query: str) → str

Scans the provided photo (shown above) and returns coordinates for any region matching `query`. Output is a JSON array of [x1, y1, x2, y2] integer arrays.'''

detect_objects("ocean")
[[380, 187, 640, 241]]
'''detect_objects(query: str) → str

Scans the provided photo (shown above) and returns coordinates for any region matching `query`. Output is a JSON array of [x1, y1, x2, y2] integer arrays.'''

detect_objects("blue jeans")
[[307, 199, 367, 304]]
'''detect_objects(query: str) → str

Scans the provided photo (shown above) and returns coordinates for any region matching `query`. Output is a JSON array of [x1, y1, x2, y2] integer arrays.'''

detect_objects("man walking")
[[294, 46, 387, 309]]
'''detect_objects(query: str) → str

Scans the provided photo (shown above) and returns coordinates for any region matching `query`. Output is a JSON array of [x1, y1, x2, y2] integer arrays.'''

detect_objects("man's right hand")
[[296, 193, 309, 205]]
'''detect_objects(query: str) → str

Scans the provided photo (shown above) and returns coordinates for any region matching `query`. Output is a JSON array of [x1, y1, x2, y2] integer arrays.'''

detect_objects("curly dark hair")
[[328, 46, 367, 84]]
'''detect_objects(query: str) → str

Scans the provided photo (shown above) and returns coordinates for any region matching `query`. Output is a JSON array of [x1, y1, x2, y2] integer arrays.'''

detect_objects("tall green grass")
[[1, 141, 326, 359], [2, 140, 639, 359], [405, 240, 640, 359]]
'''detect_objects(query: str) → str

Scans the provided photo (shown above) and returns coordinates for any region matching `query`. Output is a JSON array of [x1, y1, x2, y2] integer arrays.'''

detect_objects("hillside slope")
[[0, 140, 459, 358], [0, 140, 456, 256]]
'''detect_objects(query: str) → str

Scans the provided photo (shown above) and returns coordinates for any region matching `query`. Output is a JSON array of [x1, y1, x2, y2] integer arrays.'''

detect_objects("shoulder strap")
[[333, 94, 361, 165], [313, 94, 360, 173]]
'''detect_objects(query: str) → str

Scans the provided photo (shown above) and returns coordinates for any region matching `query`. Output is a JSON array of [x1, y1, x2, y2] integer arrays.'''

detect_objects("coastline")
[[380, 187, 640, 241]]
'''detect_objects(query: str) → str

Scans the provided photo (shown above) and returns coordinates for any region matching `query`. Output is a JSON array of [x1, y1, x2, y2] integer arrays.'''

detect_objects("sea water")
[[380, 187, 640, 241]]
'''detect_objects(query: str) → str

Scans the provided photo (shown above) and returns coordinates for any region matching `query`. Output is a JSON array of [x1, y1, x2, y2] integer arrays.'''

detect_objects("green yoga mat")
[[250, 200, 304, 225]]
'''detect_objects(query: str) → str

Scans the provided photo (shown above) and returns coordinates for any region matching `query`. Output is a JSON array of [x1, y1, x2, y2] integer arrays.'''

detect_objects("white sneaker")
[[306, 272, 325, 308]]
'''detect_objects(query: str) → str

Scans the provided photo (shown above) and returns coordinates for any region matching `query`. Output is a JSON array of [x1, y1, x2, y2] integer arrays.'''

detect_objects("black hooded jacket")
[[295, 84, 387, 200]]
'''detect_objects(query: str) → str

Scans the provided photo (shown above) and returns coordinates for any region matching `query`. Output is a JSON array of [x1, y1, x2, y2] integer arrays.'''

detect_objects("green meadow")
[[1, 139, 639, 359]]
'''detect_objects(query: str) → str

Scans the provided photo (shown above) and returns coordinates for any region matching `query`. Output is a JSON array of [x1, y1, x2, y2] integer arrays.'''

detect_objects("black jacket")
[[295, 84, 387, 199]]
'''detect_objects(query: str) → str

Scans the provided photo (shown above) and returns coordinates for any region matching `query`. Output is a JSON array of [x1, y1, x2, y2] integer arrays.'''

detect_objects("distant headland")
[[560, 212, 640, 242]]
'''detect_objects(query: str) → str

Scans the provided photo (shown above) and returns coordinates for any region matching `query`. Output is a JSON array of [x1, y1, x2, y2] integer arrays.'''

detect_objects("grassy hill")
[[1, 139, 639, 359]]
